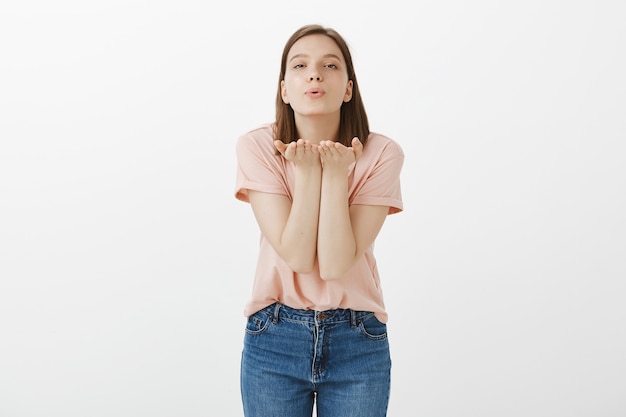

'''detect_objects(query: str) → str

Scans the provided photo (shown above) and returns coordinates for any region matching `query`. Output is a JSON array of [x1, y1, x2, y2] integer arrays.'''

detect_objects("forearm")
[[317, 168, 356, 280], [278, 165, 322, 273]]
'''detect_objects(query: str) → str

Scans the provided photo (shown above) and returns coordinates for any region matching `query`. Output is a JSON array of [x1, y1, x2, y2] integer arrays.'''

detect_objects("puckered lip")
[[305, 88, 325, 96]]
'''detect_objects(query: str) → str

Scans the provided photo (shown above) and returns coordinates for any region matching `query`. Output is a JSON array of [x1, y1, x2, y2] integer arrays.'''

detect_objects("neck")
[[294, 113, 340, 144]]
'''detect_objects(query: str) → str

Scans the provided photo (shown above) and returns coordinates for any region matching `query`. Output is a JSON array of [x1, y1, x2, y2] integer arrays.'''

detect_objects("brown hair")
[[273, 24, 370, 147]]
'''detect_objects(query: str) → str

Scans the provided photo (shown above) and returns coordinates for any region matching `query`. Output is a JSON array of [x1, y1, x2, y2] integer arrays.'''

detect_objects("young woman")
[[235, 24, 404, 417]]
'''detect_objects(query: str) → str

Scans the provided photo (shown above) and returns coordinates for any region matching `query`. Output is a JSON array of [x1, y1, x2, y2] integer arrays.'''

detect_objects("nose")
[[308, 73, 321, 81]]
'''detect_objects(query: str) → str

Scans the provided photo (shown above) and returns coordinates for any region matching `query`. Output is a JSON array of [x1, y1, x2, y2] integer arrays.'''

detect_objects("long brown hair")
[[273, 24, 370, 147]]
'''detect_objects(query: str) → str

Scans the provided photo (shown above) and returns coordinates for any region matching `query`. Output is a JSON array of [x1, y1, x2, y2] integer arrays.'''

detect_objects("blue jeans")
[[240, 303, 391, 417]]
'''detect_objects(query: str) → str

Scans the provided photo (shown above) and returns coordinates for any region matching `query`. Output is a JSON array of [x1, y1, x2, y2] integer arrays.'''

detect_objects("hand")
[[274, 139, 321, 168], [318, 137, 363, 172]]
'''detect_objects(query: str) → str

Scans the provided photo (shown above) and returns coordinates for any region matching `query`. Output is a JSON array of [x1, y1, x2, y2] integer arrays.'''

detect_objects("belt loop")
[[272, 303, 281, 324], [350, 309, 357, 328]]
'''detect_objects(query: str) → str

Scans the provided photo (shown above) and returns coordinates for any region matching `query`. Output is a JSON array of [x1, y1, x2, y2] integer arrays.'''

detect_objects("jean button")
[[317, 312, 332, 320]]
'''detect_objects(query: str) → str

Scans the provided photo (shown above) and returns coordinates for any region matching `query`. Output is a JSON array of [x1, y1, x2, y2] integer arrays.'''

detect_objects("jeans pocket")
[[244, 311, 272, 335], [357, 314, 388, 341]]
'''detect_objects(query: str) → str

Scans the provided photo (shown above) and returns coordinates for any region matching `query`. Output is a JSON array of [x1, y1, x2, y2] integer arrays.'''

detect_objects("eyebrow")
[[288, 53, 343, 63]]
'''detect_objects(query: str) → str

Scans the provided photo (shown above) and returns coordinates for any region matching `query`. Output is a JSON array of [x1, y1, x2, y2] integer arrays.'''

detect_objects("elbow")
[[278, 248, 316, 274], [286, 259, 316, 275], [320, 274, 342, 281], [318, 254, 358, 281], [292, 265, 315, 275], [318, 267, 346, 281]]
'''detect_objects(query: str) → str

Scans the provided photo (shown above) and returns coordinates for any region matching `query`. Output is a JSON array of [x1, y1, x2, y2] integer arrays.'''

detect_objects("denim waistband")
[[259, 302, 374, 327]]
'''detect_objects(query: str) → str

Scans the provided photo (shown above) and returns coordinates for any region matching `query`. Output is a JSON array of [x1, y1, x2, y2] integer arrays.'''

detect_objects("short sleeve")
[[235, 128, 289, 203], [350, 137, 404, 215]]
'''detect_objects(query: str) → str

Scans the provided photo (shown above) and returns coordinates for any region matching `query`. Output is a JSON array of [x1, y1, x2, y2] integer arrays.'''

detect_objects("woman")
[[235, 24, 404, 417]]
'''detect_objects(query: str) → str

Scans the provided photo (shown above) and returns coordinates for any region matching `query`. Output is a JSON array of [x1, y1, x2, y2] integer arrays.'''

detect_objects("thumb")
[[274, 140, 287, 155], [352, 137, 363, 159]]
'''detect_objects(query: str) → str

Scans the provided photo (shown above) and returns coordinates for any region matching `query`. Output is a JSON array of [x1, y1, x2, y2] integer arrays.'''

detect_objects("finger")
[[352, 137, 363, 160], [274, 140, 287, 155], [285, 141, 298, 157], [298, 139, 314, 155], [303, 142, 314, 153]]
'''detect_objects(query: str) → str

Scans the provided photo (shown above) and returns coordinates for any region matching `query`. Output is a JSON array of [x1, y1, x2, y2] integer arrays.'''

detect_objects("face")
[[281, 34, 353, 118]]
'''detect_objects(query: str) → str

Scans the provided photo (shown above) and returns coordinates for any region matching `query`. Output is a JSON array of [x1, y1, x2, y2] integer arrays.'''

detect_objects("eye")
[[325, 63, 338, 69], [293, 63, 305, 69]]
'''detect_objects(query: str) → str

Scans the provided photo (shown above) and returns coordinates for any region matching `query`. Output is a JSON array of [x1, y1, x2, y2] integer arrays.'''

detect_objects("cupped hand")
[[318, 137, 363, 171], [274, 139, 320, 168]]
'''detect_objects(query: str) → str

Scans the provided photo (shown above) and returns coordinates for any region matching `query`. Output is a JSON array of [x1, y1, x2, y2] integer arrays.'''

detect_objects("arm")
[[317, 138, 390, 280], [248, 139, 322, 274]]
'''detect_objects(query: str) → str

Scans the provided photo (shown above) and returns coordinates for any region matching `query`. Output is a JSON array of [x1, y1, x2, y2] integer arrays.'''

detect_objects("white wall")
[[1, 1, 624, 416]]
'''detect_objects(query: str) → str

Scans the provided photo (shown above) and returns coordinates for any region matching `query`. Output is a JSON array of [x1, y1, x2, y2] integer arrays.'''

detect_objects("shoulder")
[[238, 123, 274, 142], [364, 131, 404, 160], [237, 123, 276, 152]]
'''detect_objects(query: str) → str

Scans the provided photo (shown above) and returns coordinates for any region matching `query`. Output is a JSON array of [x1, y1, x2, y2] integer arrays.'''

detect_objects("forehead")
[[287, 34, 344, 61]]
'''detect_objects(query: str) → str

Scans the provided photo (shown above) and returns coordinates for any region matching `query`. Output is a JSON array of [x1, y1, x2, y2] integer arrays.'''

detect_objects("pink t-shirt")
[[235, 124, 403, 323]]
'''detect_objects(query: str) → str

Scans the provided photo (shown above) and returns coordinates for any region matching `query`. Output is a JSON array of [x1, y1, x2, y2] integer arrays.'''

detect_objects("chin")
[[293, 106, 341, 118]]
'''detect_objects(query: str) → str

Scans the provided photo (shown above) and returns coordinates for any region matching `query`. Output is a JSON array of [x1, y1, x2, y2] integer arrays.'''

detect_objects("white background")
[[1, 0, 625, 416]]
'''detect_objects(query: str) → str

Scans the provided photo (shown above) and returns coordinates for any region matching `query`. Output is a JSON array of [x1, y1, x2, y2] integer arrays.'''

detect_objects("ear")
[[281, 80, 290, 104], [343, 80, 353, 102]]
